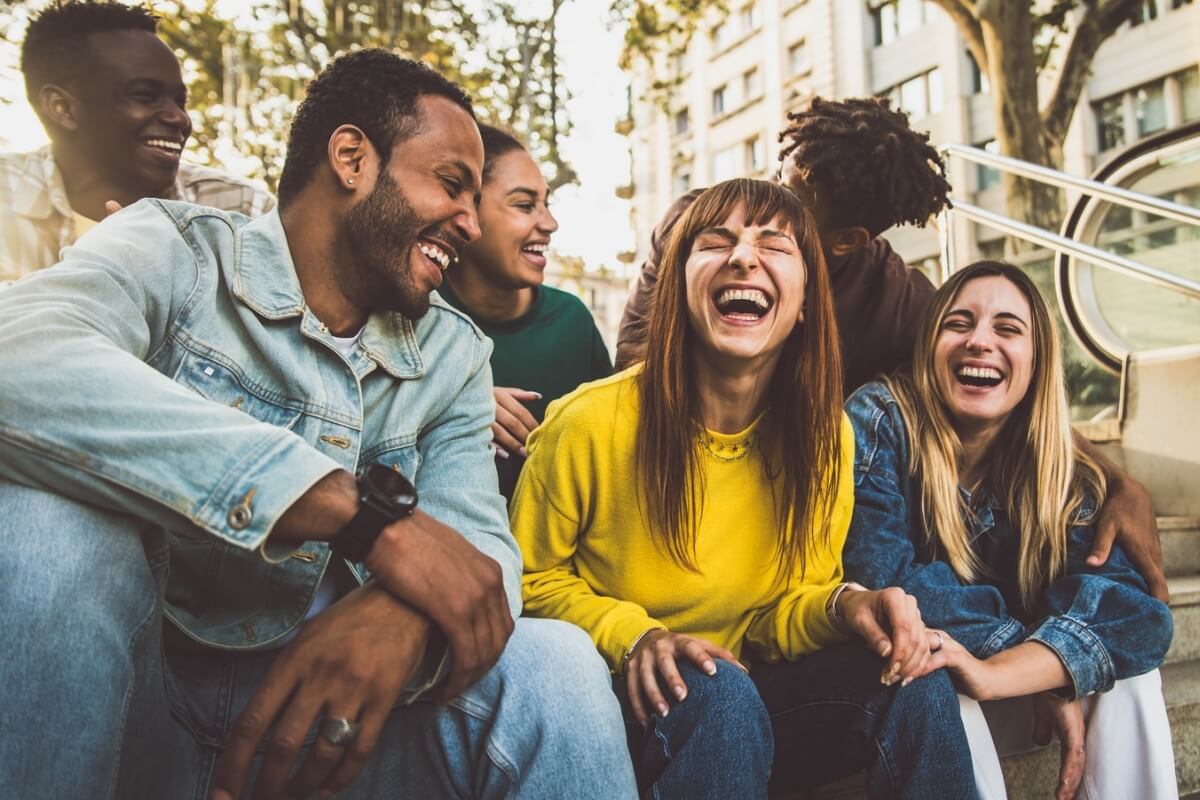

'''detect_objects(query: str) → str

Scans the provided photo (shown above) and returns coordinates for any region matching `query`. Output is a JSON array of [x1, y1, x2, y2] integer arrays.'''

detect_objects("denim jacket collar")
[[233, 209, 425, 380]]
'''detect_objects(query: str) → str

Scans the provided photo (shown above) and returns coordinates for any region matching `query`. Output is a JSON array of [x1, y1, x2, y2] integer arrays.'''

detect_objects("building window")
[[968, 51, 989, 94], [976, 140, 1000, 191], [674, 107, 690, 136], [787, 39, 810, 75], [712, 85, 727, 116], [745, 135, 765, 173], [883, 68, 942, 120], [1134, 80, 1167, 137], [1128, 0, 1158, 25], [871, 0, 926, 46], [740, 1, 760, 31], [711, 17, 736, 51], [1179, 67, 1200, 122], [1094, 95, 1125, 151], [712, 145, 739, 182], [673, 168, 692, 197], [743, 67, 762, 100]]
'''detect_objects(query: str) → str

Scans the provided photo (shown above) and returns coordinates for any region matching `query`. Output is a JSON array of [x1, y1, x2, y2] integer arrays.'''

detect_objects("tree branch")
[[1040, 0, 1140, 144], [927, 0, 987, 71]]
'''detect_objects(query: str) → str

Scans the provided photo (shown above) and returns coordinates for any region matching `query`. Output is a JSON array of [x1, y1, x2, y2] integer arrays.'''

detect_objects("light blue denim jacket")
[[0, 199, 521, 649], [843, 380, 1172, 698]]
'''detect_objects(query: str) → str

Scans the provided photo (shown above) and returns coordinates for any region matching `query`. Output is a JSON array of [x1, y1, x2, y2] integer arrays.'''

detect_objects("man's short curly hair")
[[21, 1, 159, 104], [778, 96, 952, 237], [277, 50, 474, 206]]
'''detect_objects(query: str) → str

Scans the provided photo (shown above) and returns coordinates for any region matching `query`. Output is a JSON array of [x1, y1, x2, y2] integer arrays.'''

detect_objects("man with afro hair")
[[1, 1, 273, 281], [616, 96, 950, 392]]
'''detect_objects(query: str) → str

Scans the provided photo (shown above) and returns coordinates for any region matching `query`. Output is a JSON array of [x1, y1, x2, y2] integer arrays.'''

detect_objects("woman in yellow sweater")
[[511, 179, 978, 799]]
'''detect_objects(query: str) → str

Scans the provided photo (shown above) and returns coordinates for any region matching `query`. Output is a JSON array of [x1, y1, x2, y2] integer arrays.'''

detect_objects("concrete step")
[[793, 659, 1200, 798], [1163, 517, 1200, 578], [1168, 575, 1200, 666]]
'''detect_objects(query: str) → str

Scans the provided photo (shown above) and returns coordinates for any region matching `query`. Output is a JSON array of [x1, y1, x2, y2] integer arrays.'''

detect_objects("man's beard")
[[342, 169, 431, 320]]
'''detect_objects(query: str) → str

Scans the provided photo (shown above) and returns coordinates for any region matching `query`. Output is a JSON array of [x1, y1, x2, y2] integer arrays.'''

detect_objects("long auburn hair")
[[882, 261, 1106, 611], [636, 179, 843, 578]]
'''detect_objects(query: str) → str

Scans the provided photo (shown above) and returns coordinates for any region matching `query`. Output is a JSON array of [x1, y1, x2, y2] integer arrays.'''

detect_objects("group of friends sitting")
[[0, 3, 1178, 800]]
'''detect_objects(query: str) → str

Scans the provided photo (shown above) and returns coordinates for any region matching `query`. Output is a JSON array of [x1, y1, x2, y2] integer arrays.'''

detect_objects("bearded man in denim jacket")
[[0, 51, 635, 800]]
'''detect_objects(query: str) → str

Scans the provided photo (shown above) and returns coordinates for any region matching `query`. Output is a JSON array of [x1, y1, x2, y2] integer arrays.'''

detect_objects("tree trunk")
[[978, 3, 1065, 244]]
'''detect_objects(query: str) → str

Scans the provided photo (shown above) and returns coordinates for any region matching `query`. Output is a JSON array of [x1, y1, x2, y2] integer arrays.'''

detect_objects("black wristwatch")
[[329, 463, 418, 562]]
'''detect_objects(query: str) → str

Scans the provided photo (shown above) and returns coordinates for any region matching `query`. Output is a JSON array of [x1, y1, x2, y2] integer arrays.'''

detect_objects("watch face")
[[364, 463, 417, 508]]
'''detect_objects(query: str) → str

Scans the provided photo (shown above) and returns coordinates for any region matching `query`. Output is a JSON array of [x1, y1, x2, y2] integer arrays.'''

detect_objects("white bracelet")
[[826, 582, 867, 632]]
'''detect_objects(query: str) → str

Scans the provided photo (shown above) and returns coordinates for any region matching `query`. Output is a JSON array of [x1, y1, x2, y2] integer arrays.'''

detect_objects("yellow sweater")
[[511, 367, 856, 672]]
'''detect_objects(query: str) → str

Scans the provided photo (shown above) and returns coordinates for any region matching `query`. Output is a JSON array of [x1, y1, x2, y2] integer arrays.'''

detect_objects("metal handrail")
[[939, 143, 1200, 226], [935, 143, 1200, 301]]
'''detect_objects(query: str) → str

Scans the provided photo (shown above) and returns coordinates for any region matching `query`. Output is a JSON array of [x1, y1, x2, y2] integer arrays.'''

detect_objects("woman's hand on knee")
[[624, 630, 742, 724]]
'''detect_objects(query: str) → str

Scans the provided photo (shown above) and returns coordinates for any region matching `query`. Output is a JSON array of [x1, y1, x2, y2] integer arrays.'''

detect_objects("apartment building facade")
[[620, 0, 1200, 272]]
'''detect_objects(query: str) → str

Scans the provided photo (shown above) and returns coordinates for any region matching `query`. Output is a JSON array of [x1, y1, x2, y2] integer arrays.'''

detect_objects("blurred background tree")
[[1, 0, 576, 191]]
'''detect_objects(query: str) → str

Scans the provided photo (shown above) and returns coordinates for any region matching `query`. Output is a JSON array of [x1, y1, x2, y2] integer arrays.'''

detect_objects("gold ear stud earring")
[[347, 178, 355, 185]]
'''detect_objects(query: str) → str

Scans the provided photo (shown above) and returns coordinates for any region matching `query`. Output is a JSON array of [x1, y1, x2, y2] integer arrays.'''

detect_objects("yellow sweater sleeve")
[[744, 414, 857, 661], [511, 386, 663, 671]]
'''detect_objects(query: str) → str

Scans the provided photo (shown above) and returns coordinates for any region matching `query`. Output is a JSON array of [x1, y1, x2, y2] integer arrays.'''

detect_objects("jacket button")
[[227, 502, 253, 530]]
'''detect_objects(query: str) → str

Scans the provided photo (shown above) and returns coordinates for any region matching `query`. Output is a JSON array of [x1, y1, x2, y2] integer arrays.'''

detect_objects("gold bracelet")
[[620, 628, 662, 675], [826, 582, 867, 633]]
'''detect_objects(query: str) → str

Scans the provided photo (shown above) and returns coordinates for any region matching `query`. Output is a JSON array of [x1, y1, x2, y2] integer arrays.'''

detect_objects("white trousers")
[[959, 670, 1177, 799]]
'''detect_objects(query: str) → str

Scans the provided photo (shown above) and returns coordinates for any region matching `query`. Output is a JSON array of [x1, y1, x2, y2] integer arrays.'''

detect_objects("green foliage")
[[4, 0, 575, 191]]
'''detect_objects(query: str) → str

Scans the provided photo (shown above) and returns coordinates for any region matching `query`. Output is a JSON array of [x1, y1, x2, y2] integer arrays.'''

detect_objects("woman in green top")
[[439, 124, 612, 500]]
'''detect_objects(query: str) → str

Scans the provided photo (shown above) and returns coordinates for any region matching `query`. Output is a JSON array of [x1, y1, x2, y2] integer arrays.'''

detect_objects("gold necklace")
[[700, 428, 760, 462]]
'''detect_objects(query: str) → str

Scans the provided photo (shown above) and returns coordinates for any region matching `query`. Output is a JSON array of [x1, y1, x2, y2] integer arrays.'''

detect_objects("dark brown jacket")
[[614, 189, 935, 395]]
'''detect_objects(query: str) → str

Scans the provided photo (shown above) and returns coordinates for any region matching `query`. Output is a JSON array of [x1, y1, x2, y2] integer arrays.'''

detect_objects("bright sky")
[[0, 0, 632, 270]]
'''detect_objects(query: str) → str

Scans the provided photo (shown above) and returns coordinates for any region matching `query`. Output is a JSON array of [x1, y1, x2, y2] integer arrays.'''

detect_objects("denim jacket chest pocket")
[[852, 399, 902, 489]]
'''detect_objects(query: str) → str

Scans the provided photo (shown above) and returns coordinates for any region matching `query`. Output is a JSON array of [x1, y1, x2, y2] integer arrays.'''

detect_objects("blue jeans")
[[614, 644, 978, 800], [0, 480, 636, 799]]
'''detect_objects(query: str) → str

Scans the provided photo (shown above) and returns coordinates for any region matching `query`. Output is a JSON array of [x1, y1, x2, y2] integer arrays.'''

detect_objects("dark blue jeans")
[[614, 642, 978, 800]]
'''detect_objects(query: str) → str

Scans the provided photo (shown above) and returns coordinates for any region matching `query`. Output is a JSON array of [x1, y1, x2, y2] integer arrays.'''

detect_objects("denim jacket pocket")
[[361, 436, 423, 479], [173, 350, 304, 432]]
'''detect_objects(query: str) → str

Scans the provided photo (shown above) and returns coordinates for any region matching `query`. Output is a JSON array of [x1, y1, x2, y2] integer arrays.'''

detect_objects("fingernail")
[[674, 685, 687, 700], [735, 661, 750, 673], [704, 661, 717, 676], [657, 703, 669, 717], [496, 448, 509, 459], [901, 676, 913, 687], [880, 643, 893, 658], [532, 392, 543, 399], [518, 447, 528, 458]]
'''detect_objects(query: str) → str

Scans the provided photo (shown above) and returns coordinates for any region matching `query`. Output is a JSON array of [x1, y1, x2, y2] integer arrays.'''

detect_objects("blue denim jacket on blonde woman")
[[842, 380, 1172, 698]]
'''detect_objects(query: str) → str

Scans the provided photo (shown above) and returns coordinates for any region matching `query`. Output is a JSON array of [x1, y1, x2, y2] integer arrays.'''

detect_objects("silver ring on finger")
[[319, 717, 361, 746], [932, 631, 944, 652]]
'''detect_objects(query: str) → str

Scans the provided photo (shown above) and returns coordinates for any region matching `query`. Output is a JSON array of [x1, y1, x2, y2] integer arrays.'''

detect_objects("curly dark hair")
[[277, 49, 474, 206], [21, 1, 159, 103], [777, 96, 952, 237]]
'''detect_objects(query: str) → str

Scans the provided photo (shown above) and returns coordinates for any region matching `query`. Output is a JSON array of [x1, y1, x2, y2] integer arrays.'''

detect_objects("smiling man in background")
[[0, 2, 273, 282]]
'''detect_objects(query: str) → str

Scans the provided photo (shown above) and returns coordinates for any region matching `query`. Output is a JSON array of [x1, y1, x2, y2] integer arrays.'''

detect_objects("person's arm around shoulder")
[[614, 189, 703, 368], [1075, 433, 1168, 602]]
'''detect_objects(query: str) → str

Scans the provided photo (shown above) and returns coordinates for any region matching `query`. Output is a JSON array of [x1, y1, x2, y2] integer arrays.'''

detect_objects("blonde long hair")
[[883, 261, 1106, 611], [637, 179, 843, 578]]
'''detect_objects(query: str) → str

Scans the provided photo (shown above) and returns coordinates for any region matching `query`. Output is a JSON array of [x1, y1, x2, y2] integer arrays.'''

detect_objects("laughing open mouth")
[[419, 240, 452, 270], [714, 287, 772, 321], [955, 365, 1004, 388], [143, 138, 183, 155]]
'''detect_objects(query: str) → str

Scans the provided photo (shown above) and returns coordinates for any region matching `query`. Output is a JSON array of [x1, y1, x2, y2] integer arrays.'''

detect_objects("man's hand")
[[210, 583, 431, 800], [492, 386, 540, 458], [364, 509, 513, 701], [837, 586, 930, 686], [1088, 473, 1168, 602], [1033, 691, 1087, 800]]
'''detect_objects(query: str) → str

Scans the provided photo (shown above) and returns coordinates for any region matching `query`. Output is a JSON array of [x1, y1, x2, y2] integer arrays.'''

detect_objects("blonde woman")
[[843, 260, 1175, 799], [511, 179, 979, 799]]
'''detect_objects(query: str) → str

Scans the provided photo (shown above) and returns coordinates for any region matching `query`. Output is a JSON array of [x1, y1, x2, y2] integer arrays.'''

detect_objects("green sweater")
[[439, 283, 613, 498]]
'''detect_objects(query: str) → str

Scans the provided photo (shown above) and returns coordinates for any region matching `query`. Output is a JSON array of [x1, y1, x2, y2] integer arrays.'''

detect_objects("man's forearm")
[[1073, 430, 1125, 486], [270, 469, 359, 543]]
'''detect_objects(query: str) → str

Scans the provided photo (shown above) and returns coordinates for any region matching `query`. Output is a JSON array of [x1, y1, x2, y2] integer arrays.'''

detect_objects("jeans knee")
[[664, 660, 773, 758]]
